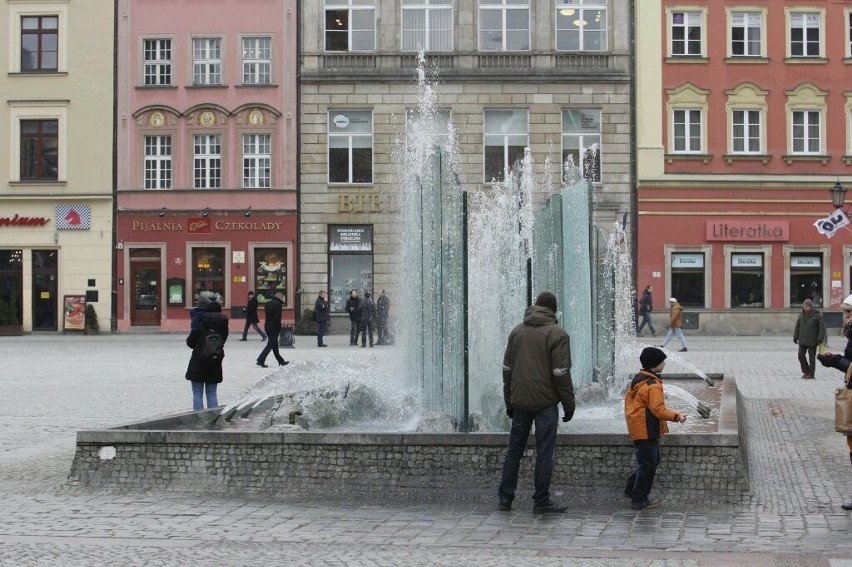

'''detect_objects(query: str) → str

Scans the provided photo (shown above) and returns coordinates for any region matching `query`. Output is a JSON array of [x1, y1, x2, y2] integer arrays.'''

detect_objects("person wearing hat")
[[498, 291, 575, 514], [659, 297, 688, 352], [623, 347, 687, 510], [793, 298, 826, 380], [189, 294, 213, 332]]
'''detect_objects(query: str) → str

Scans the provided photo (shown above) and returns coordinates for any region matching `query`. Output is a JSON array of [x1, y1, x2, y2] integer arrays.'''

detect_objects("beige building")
[[0, 2, 113, 333], [299, 0, 633, 320]]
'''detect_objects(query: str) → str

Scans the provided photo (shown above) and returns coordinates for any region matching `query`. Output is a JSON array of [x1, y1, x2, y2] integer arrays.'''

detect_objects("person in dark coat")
[[635, 285, 656, 337], [190, 295, 212, 331], [257, 290, 289, 368], [314, 290, 330, 347], [345, 289, 362, 346], [359, 291, 376, 347], [240, 291, 267, 341], [375, 289, 391, 345], [793, 298, 826, 379], [185, 301, 229, 410]]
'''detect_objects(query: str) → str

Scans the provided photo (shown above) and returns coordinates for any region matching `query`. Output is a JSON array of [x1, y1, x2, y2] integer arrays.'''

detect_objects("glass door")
[[131, 262, 161, 326], [32, 250, 58, 330]]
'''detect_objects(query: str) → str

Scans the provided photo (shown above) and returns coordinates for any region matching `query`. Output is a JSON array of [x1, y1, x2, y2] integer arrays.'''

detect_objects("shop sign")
[[671, 253, 704, 268], [56, 204, 91, 230], [129, 218, 283, 232], [187, 217, 212, 234], [215, 221, 282, 231], [791, 256, 820, 268], [706, 220, 788, 241], [330, 225, 372, 252], [0, 213, 50, 227], [132, 220, 184, 232], [338, 193, 389, 213], [732, 254, 763, 267]]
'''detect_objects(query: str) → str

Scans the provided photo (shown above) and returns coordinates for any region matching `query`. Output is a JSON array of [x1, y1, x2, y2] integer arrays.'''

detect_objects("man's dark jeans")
[[798, 344, 817, 376], [497, 404, 559, 506], [317, 320, 327, 346], [624, 439, 661, 506], [349, 320, 359, 345], [258, 332, 285, 365]]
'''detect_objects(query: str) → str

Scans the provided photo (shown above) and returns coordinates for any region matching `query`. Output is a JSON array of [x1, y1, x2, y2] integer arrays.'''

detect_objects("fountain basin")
[[67, 376, 746, 504]]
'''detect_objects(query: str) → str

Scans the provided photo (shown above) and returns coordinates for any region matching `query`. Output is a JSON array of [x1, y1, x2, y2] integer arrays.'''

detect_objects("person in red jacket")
[[623, 347, 686, 510]]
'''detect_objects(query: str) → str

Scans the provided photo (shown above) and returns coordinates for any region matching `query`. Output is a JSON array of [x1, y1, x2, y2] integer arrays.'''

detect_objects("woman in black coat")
[[185, 301, 229, 410]]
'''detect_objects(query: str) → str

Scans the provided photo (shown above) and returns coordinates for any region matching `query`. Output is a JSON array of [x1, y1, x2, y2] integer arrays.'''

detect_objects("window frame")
[[240, 36, 273, 85], [562, 109, 602, 182], [242, 133, 272, 189], [401, 0, 454, 52], [8, 101, 67, 183], [19, 119, 59, 181], [192, 133, 223, 189], [188, 245, 230, 308], [786, 9, 824, 59], [143, 134, 173, 190], [478, 0, 531, 52], [730, 109, 762, 154], [728, 9, 765, 58], [667, 8, 705, 58], [483, 108, 529, 183], [790, 109, 822, 155], [725, 248, 771, 309], [8, 4, 68, 74], [554, 0, 608, 52], [20, 15, 59, 72], [192, 37, 224, 86], [141, 37, 173, 86], [327, 110, 374, 185], [324, 1, 377, 52], [671, 108, 703, 154]]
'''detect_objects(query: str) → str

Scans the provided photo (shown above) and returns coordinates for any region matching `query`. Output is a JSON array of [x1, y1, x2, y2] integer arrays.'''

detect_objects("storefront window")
[[731, 253, 763, 308], [254, 248, 287, 306], [790, 254, 822, 307], [191, 247, 225, 304], [0, 250, 23, 326], [671, 253, 705, 307], [328, 225, 373, 313]]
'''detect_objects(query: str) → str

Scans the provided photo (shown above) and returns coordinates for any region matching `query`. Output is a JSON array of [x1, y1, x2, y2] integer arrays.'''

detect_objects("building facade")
[[115, 0, 299, 331], [0, 1, 114, 333], [299, 0, 633, 321], [636, 0, 852, 333]]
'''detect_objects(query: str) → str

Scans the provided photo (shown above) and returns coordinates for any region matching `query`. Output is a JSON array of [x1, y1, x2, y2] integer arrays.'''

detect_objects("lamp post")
[[830, 180, 846, 209]]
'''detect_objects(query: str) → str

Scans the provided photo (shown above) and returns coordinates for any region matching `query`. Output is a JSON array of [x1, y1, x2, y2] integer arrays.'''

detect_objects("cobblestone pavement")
[[1, 332, 851, 566]]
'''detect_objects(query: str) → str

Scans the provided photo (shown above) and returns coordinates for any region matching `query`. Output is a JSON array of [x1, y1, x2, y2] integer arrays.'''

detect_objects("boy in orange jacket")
[[623, 347, 686, 510]]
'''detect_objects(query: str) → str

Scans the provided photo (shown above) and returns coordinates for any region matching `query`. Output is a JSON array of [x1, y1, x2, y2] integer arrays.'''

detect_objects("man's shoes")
[[532, 499, 567, 514], [318, 343, 328, 348], [498, 500, 512, 512], [239, 338, 247, 341], [256, 361, 268, 368], [278, 360, 290, 367], [261, 335, 268, 341], [803, 373, 814, 379], [679, 347, 688, 352], [361, 344, 366, 348], [842, 500, 852, 511], [631, 500, 659, 510], [369, 344, 373, 347]]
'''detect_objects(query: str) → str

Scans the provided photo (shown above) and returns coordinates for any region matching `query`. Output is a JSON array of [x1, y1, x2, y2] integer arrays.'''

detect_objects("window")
[[20, 119, 58, 181], [191, 248, 226, 305], [325, 0, 376, 52], [790, 254, 823, 307], [21, 16, 58, 71], [731, 253, 764, 308], [672, 109, 702, 153], [792, 110, 821, 154], [193, 38, 222, 85], [562, 109, 601, 182], [328, 110, 373, 184], [730, 11, 761, 57], [789, 12, 821, 57], [254, 248, 288, 305], [406, 108, 452, 154], [328, 225, 373, 313], [670, 11, 702, 56], [242, 37, 272, 85], [671, 253, 705, 307], [479, 0, 530, 52], [848, 10, 852, 58], [401, 0, 453, 52], [484, 109, 528, 182], [243, 134, 271, 189], [732, 110, 761, 154], [193, 134, 222, 189], [555, 0, 607, 52], [144, 135, 172, 189], [143, 39, 172, 86]]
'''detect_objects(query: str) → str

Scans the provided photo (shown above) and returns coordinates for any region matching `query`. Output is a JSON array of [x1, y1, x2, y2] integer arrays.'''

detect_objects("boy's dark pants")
[[624, 439, 661, 506]]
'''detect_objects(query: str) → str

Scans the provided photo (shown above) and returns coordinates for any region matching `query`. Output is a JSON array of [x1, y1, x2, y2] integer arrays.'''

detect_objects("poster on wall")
[[63, 295, 86, 331]]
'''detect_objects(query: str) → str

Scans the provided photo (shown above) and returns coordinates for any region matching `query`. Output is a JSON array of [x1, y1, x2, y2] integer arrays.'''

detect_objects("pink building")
[[115, 0, 298, 331]]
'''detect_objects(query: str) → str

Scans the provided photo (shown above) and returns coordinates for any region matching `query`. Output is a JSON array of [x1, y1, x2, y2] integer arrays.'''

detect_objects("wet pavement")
[[1, 331, 851, 566]]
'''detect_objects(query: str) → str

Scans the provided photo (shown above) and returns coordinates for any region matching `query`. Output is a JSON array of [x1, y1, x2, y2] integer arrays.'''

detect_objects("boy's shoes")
[[532, 499, 567, 514], [679, 347, 688, 352], [498, 500, 512, 511], [631, 500, 659, 510]]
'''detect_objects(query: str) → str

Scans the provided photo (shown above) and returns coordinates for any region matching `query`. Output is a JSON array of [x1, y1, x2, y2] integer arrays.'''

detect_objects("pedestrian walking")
[[345, 290, 362, 346], [623, 347, 686, 510], [360, 291, 375, 347], [794, 298, 826, 380], [375, 289, 391, 345], [498, 291, 575, 514], [659, 298, 688, 352], [636, 285, 657, 336], [256, 290, 289, 368], [314, 290, 330, 347], [239, 291, 267, 341], [185, 300, 229, 410]]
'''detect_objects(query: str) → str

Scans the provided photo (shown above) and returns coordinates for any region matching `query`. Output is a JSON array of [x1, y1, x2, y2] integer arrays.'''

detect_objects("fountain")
[[68, 57, 746, 504]]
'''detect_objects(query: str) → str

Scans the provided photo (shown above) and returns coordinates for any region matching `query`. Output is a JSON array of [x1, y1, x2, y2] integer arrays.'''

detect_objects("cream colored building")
[[0, 2, 113, 333], [299, 0, 633, 320]]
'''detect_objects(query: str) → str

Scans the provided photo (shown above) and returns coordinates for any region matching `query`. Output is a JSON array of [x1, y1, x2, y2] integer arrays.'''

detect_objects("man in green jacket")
[[794, 298, 827, 379], [498, 291, 576, 514]]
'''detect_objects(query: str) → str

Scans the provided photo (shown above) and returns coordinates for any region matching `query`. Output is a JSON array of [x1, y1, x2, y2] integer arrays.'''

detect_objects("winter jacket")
[[360, 298, 375, 323], [376, 295, 390, 322], [793, 309, 826, 347], [189, 306, 206, 331], [245, 296, 260, 324], [638, 289, 652, 315], [345, 296, 362, 321], [624, 370, 682, 441], [502, 305, 575, 414], [314, 296, 330, 323], [667, 302, 683, 328], [185, 312, 229, 383], [263, 296, 284, 335]]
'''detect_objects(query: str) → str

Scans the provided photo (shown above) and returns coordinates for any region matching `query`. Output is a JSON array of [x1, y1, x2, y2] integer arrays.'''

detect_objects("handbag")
[[836, 365, 852, 434]]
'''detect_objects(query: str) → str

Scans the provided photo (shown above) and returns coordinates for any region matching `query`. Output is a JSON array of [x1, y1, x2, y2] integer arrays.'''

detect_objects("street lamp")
[[830, 180, 846, 209]]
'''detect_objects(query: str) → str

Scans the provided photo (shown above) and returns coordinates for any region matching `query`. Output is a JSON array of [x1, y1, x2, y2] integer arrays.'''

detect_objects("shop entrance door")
[[32, 250, 58, 331], [131, 262, 161, 326]]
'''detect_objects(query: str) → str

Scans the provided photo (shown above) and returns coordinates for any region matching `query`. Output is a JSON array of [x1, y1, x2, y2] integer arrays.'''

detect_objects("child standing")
[[623, 347, 686, 510]]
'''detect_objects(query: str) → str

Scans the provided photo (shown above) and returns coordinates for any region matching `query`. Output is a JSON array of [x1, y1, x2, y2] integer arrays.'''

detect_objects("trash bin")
[[279, 324, 295, 348]]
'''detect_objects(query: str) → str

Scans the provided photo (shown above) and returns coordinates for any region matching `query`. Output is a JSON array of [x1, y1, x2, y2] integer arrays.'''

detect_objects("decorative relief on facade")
[[148, 111, 165, 128], [199, 110, 216, 128], [248, 109, 265, 126]]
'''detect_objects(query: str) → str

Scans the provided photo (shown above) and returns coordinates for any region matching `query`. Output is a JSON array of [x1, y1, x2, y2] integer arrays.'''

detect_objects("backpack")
[[199, 330, 225, 361]]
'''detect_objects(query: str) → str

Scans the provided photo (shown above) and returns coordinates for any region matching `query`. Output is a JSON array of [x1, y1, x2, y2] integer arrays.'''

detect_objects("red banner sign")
[[0, 214, 50, 228], [187, 217, 212, 234]]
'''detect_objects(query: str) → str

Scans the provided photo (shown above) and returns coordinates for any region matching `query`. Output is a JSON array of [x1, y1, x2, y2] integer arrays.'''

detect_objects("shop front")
[[116, 213, 296, 332]]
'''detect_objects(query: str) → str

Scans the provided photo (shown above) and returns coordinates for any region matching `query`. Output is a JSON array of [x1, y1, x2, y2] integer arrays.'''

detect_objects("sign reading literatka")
[[0, 214, 50, 227], [705, 220, 789, 242]]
